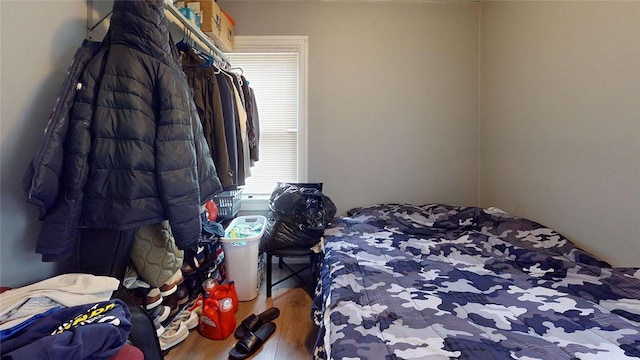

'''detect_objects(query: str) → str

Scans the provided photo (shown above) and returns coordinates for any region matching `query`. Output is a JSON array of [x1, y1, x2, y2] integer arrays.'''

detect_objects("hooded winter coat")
[[24, 0, 222, 261]]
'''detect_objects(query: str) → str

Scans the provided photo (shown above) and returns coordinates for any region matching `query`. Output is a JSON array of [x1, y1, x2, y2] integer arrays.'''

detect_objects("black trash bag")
[[260, 183, 336, 253], [262, 221, 324, 253], [269, 185, 334, 230]]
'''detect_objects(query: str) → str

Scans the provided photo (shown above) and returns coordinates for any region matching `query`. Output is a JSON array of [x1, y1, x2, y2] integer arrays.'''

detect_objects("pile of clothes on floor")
[[0, 273, 138, 359]]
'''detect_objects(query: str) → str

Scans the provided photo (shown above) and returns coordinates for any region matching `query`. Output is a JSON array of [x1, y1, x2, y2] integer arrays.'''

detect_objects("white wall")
[[480, 1, 640, 266], [221, 1, 481, 215], [1, 1, 89, 287]]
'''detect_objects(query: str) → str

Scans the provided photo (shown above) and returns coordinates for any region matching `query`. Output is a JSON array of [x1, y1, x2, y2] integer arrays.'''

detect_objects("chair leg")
[[268, 251, 318, 298], [266, 253, 273, 298]]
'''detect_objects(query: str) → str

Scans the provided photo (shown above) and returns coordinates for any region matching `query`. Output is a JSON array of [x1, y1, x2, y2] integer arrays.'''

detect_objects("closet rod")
[[86, 0, 230, 65]]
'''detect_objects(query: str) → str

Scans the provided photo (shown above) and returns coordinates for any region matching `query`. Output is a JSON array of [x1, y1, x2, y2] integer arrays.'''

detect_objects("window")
[[226, 36, 308, 208]]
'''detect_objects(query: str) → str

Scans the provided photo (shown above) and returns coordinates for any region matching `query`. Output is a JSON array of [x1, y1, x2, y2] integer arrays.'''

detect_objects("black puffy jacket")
[[25, 0, 222, 261]]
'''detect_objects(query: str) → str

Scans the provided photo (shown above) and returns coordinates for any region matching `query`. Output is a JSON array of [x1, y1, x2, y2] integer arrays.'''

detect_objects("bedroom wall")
[[220, 1, 481, 216], [1, 1, 88, 287], [3, 0, 635, 289], [479, 1, 640, 266]]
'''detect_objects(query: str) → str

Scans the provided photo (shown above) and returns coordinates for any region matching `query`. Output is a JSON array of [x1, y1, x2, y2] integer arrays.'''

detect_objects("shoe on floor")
[[155, 324, 165, 337], [151, 308, 168, 337], [148, 305, 171, 324], [160, 269, 184, 297], [175, 280, 189, 306], [159, 320, 189, 351], [162, 293, 179, 317], [162, 283, 188, 317], [173, 306, 200, 330], [234, 307, 280, 339], [131, 287, 163, 310], [229, 322, 276, 360]]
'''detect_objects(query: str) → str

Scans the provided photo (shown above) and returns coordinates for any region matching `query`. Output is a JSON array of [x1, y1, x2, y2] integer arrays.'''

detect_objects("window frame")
[[228, 36, 309, 211]]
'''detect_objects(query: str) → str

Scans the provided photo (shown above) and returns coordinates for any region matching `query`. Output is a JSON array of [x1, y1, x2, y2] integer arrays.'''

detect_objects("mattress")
[[312, 204, 640, 359]]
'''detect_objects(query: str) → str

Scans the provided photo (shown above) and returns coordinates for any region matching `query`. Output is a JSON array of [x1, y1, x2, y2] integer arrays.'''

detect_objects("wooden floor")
[[164, 265, 318, 360]]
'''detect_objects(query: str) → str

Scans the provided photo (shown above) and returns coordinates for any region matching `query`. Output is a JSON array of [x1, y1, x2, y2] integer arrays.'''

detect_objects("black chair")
[[265, 246, 320, 298], [264, 182, 324, 298]]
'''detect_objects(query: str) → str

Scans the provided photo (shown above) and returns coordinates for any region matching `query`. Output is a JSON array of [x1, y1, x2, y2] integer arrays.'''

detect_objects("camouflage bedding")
[[311, 204, 640, 359]]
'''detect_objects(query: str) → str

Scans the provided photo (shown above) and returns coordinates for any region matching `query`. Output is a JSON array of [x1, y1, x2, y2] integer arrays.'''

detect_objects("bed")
[[312, 203, 640, 359]]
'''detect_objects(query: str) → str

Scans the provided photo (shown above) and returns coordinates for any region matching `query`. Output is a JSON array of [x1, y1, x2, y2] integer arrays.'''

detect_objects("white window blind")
[[226, 36, 308, 197]]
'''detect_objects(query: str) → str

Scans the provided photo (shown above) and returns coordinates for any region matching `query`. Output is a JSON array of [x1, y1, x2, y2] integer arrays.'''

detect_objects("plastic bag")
[[260, 183, 336, 252]]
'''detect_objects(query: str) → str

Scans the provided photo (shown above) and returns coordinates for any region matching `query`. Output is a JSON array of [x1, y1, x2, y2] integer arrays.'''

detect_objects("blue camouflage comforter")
[[312, 204, 640, 359]]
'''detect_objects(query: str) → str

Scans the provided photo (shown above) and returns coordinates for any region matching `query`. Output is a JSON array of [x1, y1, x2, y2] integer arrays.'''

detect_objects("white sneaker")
[[173, 308, 200, 330], [156, 324, 166, 337], [152, 311, 166, 337], [159, 320, 189, 351], [155, 305, 171, 323]]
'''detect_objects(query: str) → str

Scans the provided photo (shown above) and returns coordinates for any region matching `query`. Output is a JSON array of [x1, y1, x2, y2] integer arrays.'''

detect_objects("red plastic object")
[[204, 200, 218, 221], [203, 278, 239, 314], [198, 297, 236, 340], [212, 281, 239, 313]]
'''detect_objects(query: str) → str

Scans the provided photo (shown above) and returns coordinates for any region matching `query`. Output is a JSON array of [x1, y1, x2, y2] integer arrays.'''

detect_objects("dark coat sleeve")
[[155, 65, 222, 250], [23, 40, 102, 220], [32, 47, 108, 262]]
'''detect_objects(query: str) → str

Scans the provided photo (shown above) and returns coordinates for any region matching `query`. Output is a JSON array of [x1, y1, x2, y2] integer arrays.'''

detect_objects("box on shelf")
[[176, 0, 235, 52], [178, 7, 201, 28], [216, 10, 235, 52], [183, 0, 221, 34]]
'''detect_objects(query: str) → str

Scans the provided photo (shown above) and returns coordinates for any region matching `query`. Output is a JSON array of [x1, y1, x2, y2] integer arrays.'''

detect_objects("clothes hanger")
[[224, 66, 244, 77], [177, 27, 216, 69], [211, 51, 222, 74], [192, 46, 214, 68], [176, 27, 191, 52]]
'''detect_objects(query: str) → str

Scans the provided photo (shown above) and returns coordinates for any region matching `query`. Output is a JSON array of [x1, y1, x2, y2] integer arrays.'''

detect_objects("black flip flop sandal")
[[234, 307, 280, 339], [229, 322, 276, 360]]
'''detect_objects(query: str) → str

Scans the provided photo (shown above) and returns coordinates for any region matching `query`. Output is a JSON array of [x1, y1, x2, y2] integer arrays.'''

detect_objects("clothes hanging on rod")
[[224, 69, 252, 184], [178, 43, 260, 190], [242, 76, 261, 165], [181, 46, 234, 188], [215, 69, 241, 189], [220, 68, 260, 163]]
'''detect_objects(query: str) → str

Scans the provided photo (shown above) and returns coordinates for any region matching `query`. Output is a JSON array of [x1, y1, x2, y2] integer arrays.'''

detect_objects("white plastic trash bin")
[[220, 215, 267, 301]]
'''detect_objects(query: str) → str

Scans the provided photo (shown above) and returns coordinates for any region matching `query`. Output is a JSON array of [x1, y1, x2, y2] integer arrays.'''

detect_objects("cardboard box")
[[202, 7, 234, 52], [184, 0, 221, 34], [181, 0, 234, 52], [216, 10, 235, 52]]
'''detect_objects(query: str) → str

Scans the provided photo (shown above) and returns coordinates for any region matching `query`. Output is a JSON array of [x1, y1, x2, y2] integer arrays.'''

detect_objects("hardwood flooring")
[[164, 265, 318, 360]]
